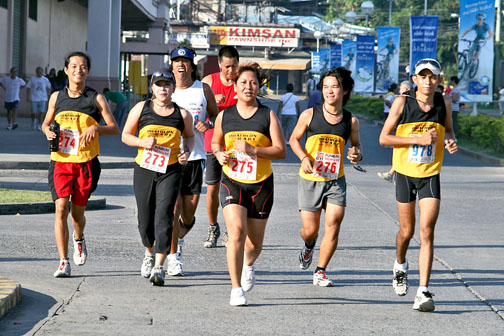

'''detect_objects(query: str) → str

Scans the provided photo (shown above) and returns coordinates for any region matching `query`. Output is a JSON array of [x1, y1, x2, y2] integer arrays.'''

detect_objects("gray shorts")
[[298, 175, 347, 211]]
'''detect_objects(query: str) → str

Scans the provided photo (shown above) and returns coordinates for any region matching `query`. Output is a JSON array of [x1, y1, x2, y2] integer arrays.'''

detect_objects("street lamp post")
[[314, 30, 325, 52], [361, 1, 374, 28]]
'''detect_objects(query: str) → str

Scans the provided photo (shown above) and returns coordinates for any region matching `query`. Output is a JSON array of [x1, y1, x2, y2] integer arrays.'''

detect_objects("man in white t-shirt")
[[27, 67, 52, 130], [383, 83, 398, 120], [0, 67, 26, 130], [498, 87, 504, 116], [277, 83, 300, 144], [449, 76, 460, 138]]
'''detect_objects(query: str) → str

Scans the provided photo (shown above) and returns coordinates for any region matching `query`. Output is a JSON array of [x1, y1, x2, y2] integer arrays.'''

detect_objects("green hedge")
[[346, 95, 504, 156], [458, 114, 504, 154], [345, 95, 384, 120]]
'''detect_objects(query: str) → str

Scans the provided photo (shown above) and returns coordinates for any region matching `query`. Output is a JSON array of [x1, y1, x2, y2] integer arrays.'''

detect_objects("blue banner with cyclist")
[[458, 0, 494, 101], [330, 44, 342, 69], [354, 35, 375, 93], [409, 16, 438, 73], [376, 26, 400, 94], [311, 48, 331, 75], [342, 40, 357, 79]]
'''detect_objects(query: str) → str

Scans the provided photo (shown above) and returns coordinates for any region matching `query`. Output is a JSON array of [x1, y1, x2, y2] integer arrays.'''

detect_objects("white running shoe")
[[167, 253, 183, 276], [241, 265, 256, 292], [313, 270, 333, 287], [392, 267, 409, 296], [54, 259, 71, 278], [141, 254, 154, 278], [413, 291, 435, 312], [299, 245, 314, 270], [72, 232, 87, 266], [149, 266, 166, 286], [229, 287, 248, 306], [222, 231, 228, 248], [377, 172, 393, 183]]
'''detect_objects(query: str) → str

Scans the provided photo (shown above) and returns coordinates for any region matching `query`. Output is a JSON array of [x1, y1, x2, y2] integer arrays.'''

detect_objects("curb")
[[0, 161, 133, 170], [357, 114, 504, 167], [0, 277, 21, 320], [0, 198, 107, 216]]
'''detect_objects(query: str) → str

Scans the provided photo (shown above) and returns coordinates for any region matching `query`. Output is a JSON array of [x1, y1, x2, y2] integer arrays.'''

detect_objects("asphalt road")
[[0, 106, 503, 335]]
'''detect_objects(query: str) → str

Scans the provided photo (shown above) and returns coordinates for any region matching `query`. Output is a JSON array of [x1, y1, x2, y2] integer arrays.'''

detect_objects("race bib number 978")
[[408, 135, 435, 163], [140, 145, 171, 173]]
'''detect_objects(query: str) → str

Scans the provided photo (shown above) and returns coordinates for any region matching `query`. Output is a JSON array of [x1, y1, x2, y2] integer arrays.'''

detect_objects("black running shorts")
[[395, 172, 441, 203], [219, 173, 274, 219]]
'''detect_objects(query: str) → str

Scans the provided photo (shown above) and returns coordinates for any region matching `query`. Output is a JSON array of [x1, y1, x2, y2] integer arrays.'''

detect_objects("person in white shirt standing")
[[0, 67, 26, 130], [277, 83, 300, 144], [499, 87, 504, 116], [449, 76, 460, 138], [27, 67, 52, 130]]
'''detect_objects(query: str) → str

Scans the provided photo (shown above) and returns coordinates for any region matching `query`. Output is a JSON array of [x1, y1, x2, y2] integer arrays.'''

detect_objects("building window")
[[29, 0, 37, 21], [0, 0, 8, 9]]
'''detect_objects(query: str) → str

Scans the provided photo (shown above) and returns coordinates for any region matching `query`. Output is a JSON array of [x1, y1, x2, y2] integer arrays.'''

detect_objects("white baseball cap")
[[414, 58, 441, 75]]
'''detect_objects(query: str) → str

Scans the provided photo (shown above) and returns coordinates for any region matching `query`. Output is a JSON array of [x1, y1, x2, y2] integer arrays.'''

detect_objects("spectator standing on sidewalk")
[[27, 66, 52, 131], [201, 46, 239, 248], [42, 51, 119, 278], [499, 87, 504, 116], [449, 76, 460, 138], [103, 88, 128, 128], [277, 83, 301, 145], [0, 67, 26, 130]]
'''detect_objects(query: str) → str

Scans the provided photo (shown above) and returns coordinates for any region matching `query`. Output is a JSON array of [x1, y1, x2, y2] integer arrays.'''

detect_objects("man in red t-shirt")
[[201, 46, 239, 248]]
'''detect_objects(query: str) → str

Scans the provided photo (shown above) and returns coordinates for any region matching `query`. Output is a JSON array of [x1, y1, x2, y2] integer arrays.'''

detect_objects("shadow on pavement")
[[0, 288, 57, 336]]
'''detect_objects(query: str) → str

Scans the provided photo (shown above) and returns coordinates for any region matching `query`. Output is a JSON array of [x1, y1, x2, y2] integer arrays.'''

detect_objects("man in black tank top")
[[42, 52, 119, 278], [379, 59, 457, 312]]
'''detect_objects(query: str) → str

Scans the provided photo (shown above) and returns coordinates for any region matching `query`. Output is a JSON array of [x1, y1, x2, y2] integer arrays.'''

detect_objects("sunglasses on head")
[[415, 59, 441, 69], [152, 71, 175, 82]]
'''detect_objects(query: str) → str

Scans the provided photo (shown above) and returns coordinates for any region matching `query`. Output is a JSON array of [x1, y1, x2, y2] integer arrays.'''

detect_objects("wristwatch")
[[207, 120, 214, 129]]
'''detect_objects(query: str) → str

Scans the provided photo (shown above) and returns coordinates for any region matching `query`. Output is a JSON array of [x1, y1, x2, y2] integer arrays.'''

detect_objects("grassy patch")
[[0, 188, 53, 203]]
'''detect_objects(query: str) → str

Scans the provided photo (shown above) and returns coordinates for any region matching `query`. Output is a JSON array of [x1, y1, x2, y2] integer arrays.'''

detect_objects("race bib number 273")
[[140, 145, 171, 173]]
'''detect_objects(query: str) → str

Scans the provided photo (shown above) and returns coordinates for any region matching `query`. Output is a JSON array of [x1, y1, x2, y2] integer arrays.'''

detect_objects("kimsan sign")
[[210, 26, 299, 47]]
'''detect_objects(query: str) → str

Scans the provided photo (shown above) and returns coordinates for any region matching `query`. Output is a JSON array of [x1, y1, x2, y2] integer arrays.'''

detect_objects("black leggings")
[[134, 163, 181, 253]]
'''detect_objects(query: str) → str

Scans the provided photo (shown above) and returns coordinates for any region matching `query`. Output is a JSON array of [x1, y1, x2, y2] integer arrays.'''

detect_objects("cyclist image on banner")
[[342, 40, 357, 77], [376, 27, 400, 93], [457, 8, 494, 94]]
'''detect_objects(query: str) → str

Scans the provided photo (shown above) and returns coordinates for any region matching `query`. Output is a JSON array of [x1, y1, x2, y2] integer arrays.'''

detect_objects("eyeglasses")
[[415, 58, 441, 70]]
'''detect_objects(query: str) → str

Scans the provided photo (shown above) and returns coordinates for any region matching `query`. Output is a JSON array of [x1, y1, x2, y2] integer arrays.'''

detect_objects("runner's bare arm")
[[121, 101, 156, 149], [211, 111, 230, 165], [42, 91, 59, 140], [290, 108, 314, 174], [347, 115, 363, 164], [443, 95, 458, 154]]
